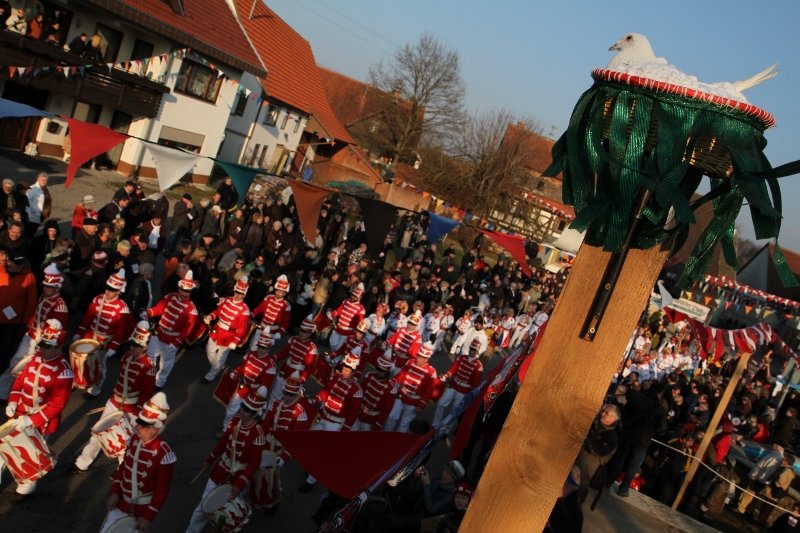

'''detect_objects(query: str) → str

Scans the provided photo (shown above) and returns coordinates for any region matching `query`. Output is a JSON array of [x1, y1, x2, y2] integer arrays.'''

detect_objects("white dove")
[[607, 32, 778, 103]]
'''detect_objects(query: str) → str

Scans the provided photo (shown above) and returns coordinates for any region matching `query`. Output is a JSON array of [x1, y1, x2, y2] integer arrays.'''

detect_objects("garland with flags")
[[697, 274, 800, 316]]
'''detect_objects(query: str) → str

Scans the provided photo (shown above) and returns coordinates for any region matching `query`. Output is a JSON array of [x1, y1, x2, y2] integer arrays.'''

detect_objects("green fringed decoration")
[[545, 79, 799, 287]]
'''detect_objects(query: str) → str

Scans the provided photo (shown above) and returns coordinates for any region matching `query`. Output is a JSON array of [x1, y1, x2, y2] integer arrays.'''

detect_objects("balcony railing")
[[0, 31, 169, 118]]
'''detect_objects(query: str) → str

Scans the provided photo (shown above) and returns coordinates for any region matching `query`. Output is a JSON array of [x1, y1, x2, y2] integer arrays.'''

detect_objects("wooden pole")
[[460, 241, 671, 533], [671, 349, 753, 509]]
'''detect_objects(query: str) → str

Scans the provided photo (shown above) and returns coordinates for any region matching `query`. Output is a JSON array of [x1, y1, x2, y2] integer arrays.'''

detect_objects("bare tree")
[[369, 33, 466, 164]]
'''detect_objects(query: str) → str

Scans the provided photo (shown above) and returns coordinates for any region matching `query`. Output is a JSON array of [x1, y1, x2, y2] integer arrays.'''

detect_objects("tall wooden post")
[[460, 241, 671, 533], [671, 349, 753, 509]]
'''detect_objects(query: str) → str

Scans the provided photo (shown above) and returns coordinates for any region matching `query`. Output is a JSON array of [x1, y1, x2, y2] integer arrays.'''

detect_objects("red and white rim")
[[592, 68, 775, 129]]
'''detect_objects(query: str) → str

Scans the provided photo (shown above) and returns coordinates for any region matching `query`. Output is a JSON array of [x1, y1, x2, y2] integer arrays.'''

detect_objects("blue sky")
[[269, 0, 800, 250]]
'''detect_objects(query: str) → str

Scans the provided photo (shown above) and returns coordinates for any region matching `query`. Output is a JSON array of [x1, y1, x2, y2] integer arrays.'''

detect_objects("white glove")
[[106, 349, 116, 358], [13, 415, 32, 431], [275, 456, 285, 468], [5, 402, 17, 418], [228, 343, 237, 350]]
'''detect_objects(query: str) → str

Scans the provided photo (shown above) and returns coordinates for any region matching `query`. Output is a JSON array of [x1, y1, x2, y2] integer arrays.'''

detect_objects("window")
[[294, 118, 301, 133], [232, 92, 247, 116], [281, 113, 289, 129], [95, 23, 123, 63], [263, 105, 279, 126], [536, 180, 545, 190], [174, 60, 223, 103], [158, 126, 204, 153]]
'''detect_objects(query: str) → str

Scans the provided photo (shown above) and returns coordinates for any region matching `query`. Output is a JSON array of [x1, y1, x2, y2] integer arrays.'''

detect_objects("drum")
[[104, 515, 138, 533], [185, 321, 209, 346], [250, 450, 281, 509], [91, 411, 134, 459], [69, 338, 102, 390], [213, 370, 240, 406], [237, 322, 257, 349], [0, 419, 56, 484], [200, 483, 252, 532]]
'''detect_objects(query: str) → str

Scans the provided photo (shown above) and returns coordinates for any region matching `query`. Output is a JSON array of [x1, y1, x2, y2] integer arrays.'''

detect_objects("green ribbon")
[[545, 79, 799, 287]]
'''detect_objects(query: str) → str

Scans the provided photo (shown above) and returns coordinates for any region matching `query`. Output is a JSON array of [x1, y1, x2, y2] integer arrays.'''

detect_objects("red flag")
[[64, 118, 128, 187], [480, 230, 532, 277], [288, 180, 333, 244], [273, 430, 431, 498]]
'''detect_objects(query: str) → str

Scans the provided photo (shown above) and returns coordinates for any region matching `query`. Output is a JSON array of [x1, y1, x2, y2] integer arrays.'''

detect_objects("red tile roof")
[[235, 0, 353, 144], [86, 0, 266, 76], [503, 122, 558, 178], [318, 66, 370, 127]]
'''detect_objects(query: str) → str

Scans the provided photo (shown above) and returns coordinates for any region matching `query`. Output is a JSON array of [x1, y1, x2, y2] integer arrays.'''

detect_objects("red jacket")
[[396, 360, 437, 409], [262, 399, 309, 461], [232, 351, 276, 398], [26, 293, 69, 340], [441, 356, 483, 394], [207, 415, 266, 491], [76, 295, 133, 352], [110, 434, 175, 522], [208, 297, 251, 346], [276, 336, 318, 381], [316, 374, 362, 430], [252, 295, 291, 334], [331, 300, 365, 335], [9, 352, 73, 434], [147, 293, 198, 347], [0, 266, 37, 326], [110, 350, 157, 414], [358, 371, 397, 429]]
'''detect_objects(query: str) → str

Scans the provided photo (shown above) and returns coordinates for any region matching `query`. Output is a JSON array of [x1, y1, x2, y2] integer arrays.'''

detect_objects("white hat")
[[178, 270, 195, 290], [274, 274, 290, 292], [40, 319, 64, 346], [106, 268, 126, 292], [242, 385, 268, 411], [137, 392, 170, 429], [130, 320, 150, 347], [417, 341, 434, 358], [42, 263, 64, 288]]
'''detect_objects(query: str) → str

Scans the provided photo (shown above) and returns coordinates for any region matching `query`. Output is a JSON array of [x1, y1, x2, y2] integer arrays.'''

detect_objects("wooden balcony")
[[0, 31, 169, 118]]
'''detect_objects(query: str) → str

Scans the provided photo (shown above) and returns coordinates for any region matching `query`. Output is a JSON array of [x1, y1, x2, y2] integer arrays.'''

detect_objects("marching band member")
[[432, 304, 455, 354], [201, 277, 251, 384], [384, 341, 437, 433], [0, 264, 68, 400], [74, 269, 133, 397], [69, 321, 156, 473], [146, 270, 199, 388], [186, 387, 267, 532], [354, 354, 398, 431], [314, 319, 369, 383], [327, 283, 365, 351], [432, 338, 484, 426], [255, 372, 309, 513], [496, 308, 517, 350], [219, 330, 276, 429], [385, 310, 423, 372], [509, 309, 533, 349], [422, 305, 442, 343], [2, 319, 72, 500], [250, 274, 292, 350], [298, 353, 363, 493], [449, 310, 474, 356], [101, 393, 175, 532], [270, 316, 318, 405]]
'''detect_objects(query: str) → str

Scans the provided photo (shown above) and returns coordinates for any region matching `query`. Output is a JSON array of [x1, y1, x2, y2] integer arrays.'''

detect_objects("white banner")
[[667, 298, 711, 322], [144, 142, 202, 192]]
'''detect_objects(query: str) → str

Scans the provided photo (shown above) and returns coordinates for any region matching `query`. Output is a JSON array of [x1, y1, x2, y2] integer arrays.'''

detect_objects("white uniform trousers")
[[432, 330, 448, 353], [329, 330, 352, 352], [0, 333, 36, 399], [148, 336, 180, 388], [509, 327, 529, 349], [204, 338, 232, 381], [352, 419, 378, 431], [432, 387, 465, 426], [384, 398, 417, 433], [186, 478, 219, 533], [100, 507, 136, 533], [449, 333, 467, 355], [87, 348, 112, 397], [74, 399, 125, 471]]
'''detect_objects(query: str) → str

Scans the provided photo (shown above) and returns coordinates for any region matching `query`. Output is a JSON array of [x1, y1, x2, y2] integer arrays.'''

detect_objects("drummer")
[[219, 329, 276, 429], [201, 277, 252, 384], [0, 264, 69, 401], [3, 319, 72, 501], [186, 386, 267, 533], [73, 269, 133, 397], [69, 321, 157, 474], [101, 392, 175, 533]]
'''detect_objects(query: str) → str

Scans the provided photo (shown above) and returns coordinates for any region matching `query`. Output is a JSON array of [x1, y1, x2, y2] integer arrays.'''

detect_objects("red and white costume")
[[0, 292, 68, 399], [449, 315, 474, 355], [385, 343, 437, 433], [74, 322, 157, 471], [496, 314, 517, 349], [314, 373, 363, 432], [250, 294, 291, 349], [432, 310, 455, 353], [271, 335, 318, 405], [103, 434, 175, 530], [75, 289, 132, 395], [354, 370, 397, 431], [386, 326, 422, 370], [363, 312, 387, 348], [422, 312, 441, 343], [7, 351, 73, 436], [187, 412, 266, 532], [385, 310, 408, 338], [146, 291, 198, 387], [509, 312, 533, 349], [432, 354, 484, 426], [530, 309, 550, 338], [328, 295, 365, 351], [204, 295, 251, 381], [221, 349, 276, 428]]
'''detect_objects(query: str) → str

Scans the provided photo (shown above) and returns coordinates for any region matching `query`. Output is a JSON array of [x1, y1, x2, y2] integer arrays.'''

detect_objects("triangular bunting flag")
[[426, 211, 460, 243], [0, 97, 52, 119], [65, 118, 129, 187], [287, 180, 332, 244], [214, 160, 260, 206], [144, 143, 203, 192], [479, 230, 532, 277], [745, 305, 753, 315], [8, 66, 16, 78], [17, 67, 26, 76], [704, 296, 712, 305], [356, 196, 399, 254], [725, 301, 733, 310]]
